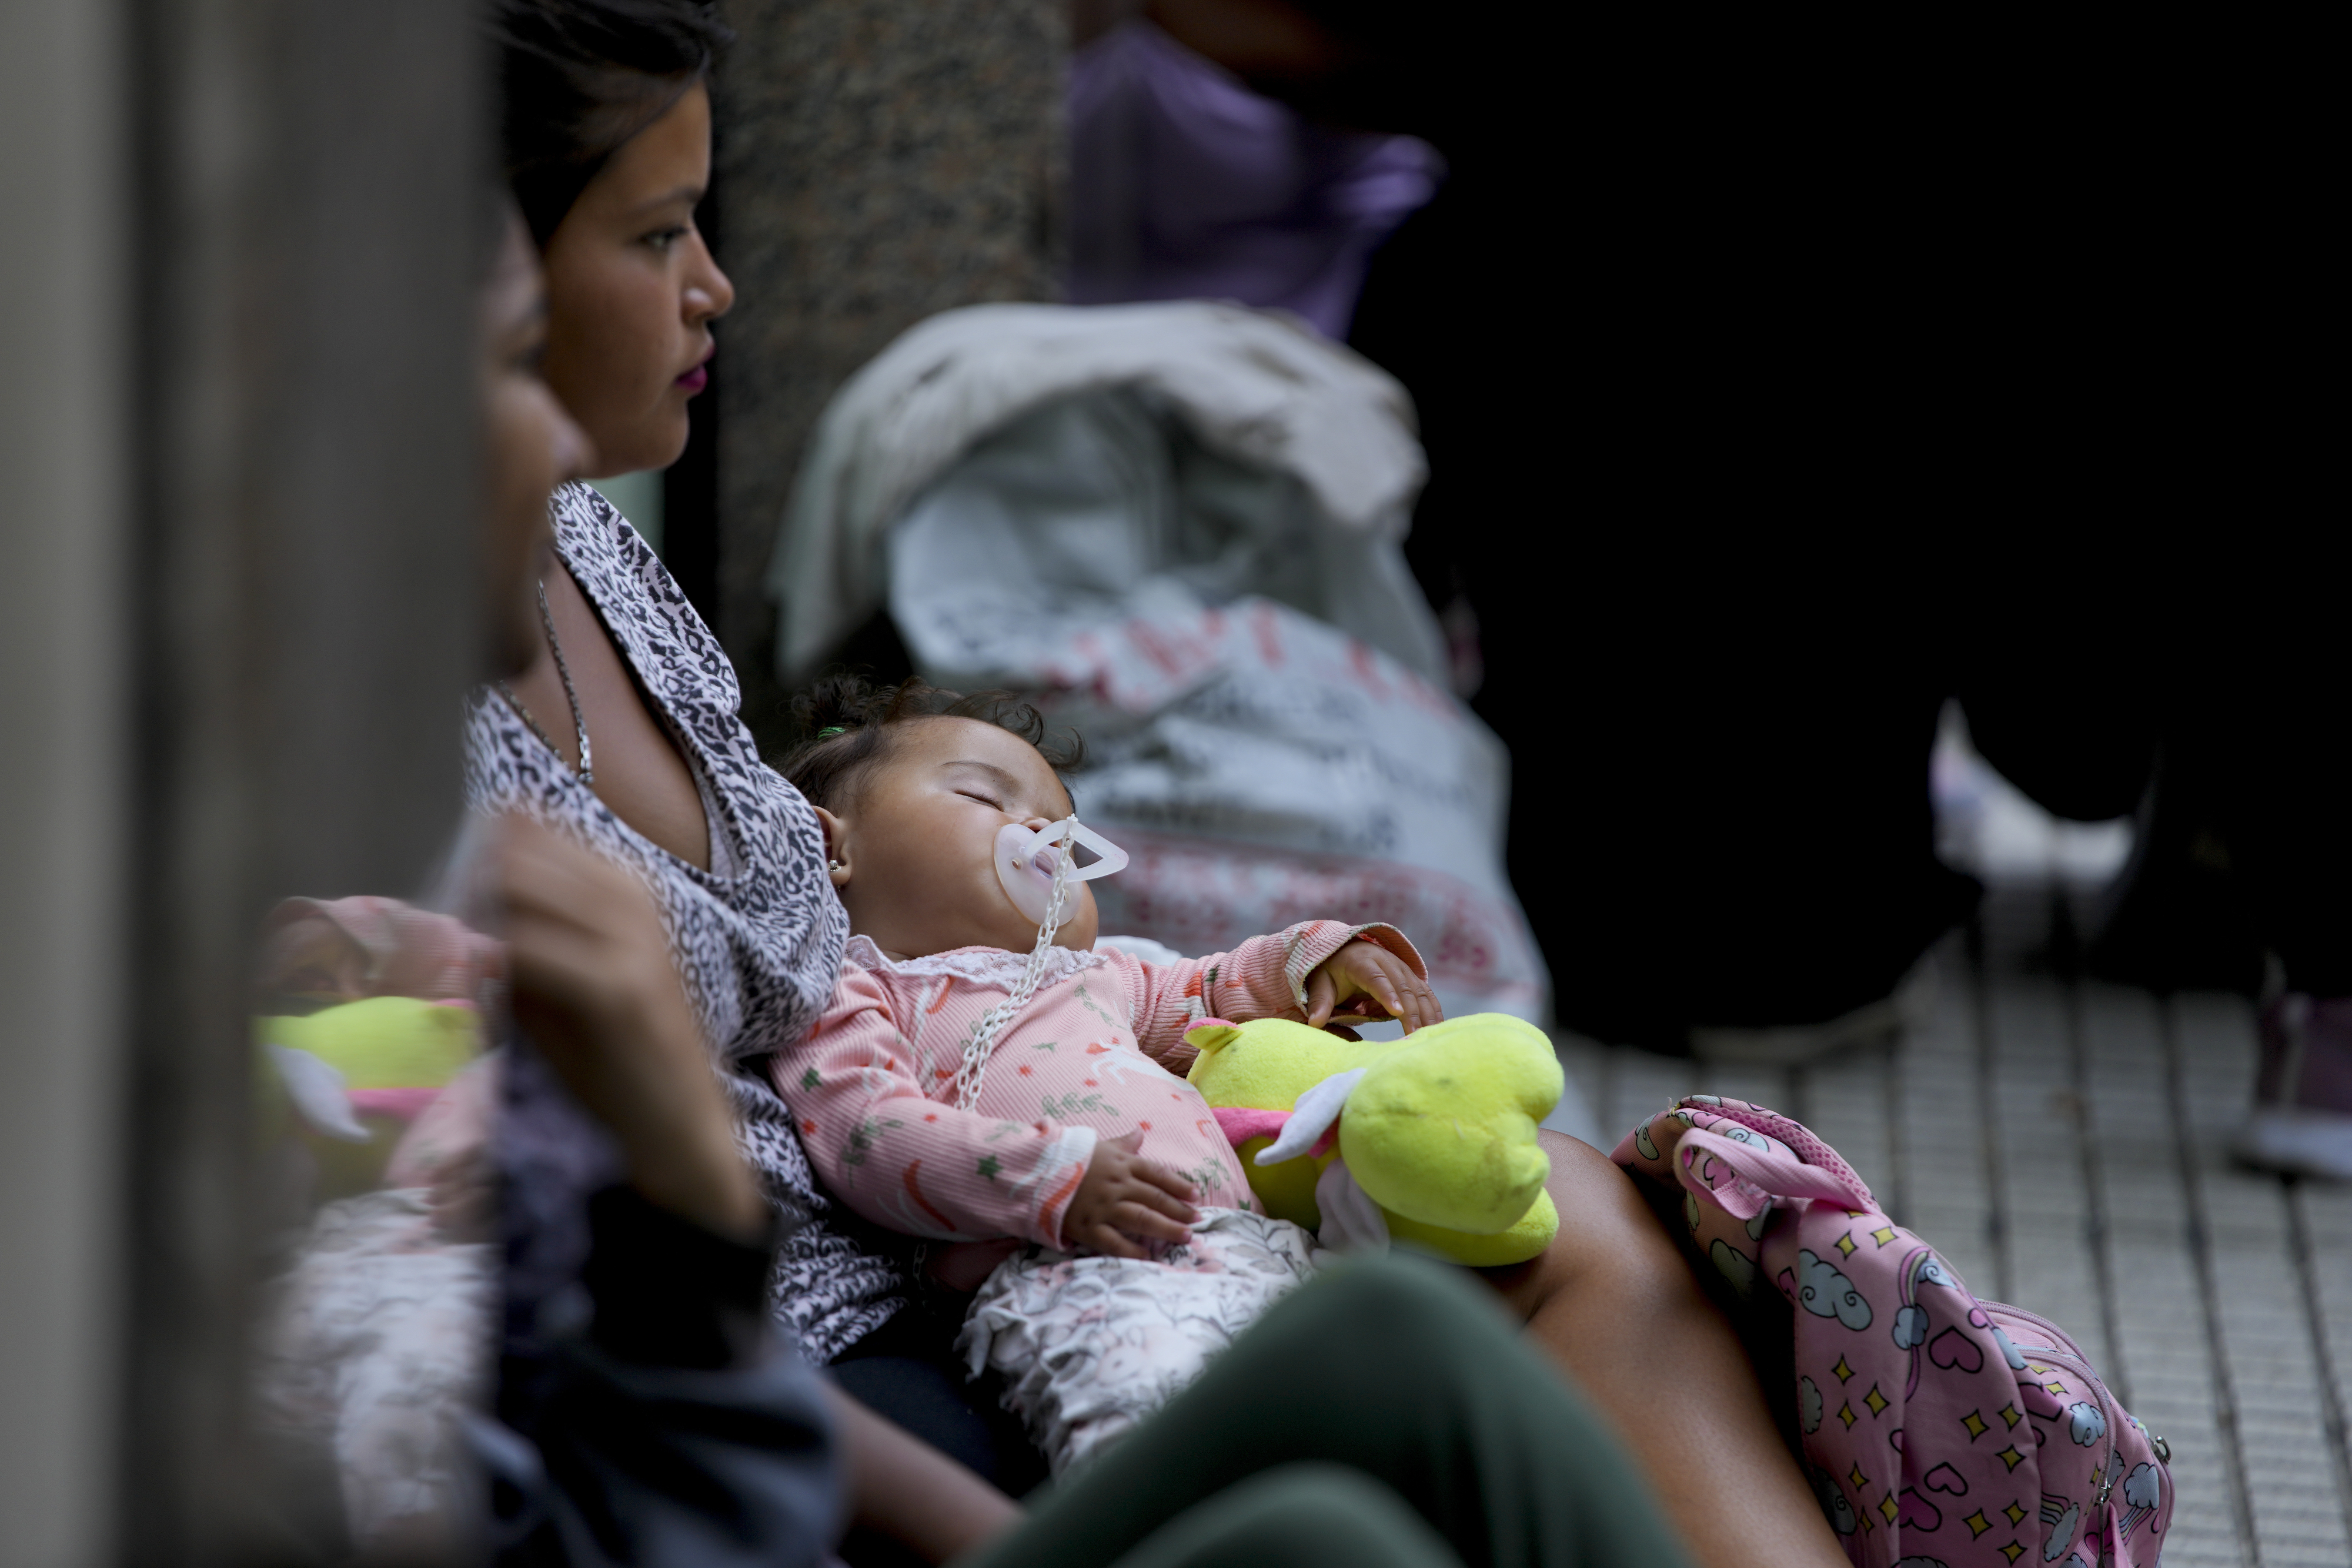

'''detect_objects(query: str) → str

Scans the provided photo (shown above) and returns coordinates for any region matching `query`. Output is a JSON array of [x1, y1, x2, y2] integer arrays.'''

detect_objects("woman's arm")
[[1479, 1131, 1845, 1566], [490, 817, 850, 1564], [825, 1383, 1020, 1564]]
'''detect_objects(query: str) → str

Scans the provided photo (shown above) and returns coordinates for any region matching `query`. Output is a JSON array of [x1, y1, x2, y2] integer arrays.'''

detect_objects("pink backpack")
[[1615, 1095, 2174, 1568]]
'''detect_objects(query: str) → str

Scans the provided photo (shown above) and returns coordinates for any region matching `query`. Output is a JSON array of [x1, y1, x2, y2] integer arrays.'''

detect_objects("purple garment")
[[1068, 22, 1442, 340]]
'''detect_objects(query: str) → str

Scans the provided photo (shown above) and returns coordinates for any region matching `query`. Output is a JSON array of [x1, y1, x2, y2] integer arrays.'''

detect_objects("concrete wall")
[[115, 0, 481, 1554], [0, 1, 130, 1559], [713, 0, 1064, 743], [2, 0, 480, 1556]]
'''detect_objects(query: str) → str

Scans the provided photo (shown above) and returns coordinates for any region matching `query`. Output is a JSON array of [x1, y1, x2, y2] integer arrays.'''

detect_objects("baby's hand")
[[1305, 940, 1442, 1034], [1063, 1130, 1199, 1259]]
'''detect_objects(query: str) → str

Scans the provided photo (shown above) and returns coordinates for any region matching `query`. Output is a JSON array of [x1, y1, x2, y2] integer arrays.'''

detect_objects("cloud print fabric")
[[1616, 1096, 2176, 1568]]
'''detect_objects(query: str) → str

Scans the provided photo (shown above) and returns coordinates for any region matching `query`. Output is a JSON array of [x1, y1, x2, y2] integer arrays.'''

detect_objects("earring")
[[826, 858, 846, 873]]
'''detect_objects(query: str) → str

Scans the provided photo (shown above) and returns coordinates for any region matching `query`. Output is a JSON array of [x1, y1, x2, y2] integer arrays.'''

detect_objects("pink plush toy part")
[[1200, 1017, 1345, 1158]]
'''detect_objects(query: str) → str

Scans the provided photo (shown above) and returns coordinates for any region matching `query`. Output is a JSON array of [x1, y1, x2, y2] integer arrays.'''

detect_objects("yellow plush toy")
[[258, 996, 483, 1198], [1185, 1012, 1563, 1266]]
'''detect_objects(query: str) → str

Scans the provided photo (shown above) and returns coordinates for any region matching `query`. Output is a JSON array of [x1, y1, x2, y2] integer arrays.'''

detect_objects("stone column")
[[713, 0, 1064, 747], [74, 0, 476, 1554], [1, 1, 131, 1558]]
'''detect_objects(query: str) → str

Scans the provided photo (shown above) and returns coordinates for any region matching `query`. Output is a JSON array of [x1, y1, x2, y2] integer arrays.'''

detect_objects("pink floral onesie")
[[772, 919, 1421, 1248], [771, 918, 1426, 1471]]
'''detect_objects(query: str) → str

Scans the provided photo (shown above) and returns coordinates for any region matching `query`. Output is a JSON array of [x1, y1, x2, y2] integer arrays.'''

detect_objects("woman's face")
[[483, 216, 595, 676], [540, 82, 732, 477]]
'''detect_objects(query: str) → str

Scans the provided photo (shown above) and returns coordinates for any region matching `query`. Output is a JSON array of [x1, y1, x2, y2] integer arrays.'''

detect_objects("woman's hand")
[[1305, 940, 1442, 1034], [496, 814, 766, 1242], [1062, 1130, 1199, 1258]]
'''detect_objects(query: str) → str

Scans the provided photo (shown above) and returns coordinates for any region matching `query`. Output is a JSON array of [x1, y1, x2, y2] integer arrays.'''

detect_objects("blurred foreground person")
[[256, 200, 851, 1560]]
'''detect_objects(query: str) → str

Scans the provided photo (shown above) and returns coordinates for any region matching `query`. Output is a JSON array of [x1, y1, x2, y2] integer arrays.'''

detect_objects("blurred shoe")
[[1689, 962, 1936, 1066], [2234, 992, 2352, 1179]]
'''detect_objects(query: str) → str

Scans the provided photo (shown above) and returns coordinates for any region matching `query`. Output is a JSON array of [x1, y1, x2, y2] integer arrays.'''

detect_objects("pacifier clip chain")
[[946, 821, 1081, 1112]]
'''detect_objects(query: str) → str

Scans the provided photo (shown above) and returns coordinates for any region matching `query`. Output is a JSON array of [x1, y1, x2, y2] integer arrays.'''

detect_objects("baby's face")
[[817, 717, 1099, 960]]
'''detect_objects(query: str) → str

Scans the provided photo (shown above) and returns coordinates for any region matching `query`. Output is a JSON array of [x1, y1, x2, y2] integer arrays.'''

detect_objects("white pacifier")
[[948, 817, 1134, 1112], [993, 817, 1129, 925]]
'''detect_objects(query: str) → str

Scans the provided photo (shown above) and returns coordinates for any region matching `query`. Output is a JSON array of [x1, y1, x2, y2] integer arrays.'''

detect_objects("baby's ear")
[[1184, 1019, 1243, 1055], [813, 806, 850, 878]]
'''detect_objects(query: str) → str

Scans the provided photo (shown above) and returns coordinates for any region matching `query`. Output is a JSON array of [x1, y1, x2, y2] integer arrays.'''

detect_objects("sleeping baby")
[[770, 677, 1438, 1470]]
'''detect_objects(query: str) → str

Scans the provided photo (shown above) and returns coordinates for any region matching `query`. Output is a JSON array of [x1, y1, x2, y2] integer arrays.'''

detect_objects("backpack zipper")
[[1982, 1299, 2125, 1508]]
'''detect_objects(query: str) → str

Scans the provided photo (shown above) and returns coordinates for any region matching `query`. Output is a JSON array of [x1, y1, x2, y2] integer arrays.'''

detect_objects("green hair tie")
[[816, 725, 847, 739]]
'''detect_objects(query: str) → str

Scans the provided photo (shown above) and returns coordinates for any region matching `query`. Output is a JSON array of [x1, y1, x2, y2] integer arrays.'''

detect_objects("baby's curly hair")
[[777, 674, 1085, 813]]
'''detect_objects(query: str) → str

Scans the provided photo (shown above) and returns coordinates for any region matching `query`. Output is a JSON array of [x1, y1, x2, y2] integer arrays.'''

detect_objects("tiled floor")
[[1552, 885, 2352, 1568]]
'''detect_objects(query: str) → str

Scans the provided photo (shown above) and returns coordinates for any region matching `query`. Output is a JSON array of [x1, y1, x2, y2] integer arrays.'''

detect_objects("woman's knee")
[[1306, 1251, 1518, 1343], [1243, 1252, 1531, 1405]]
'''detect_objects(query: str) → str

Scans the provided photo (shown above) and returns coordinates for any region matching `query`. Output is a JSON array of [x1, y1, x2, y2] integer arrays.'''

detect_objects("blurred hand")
[[1305, 940, 1442, 1034], [495, 814, 765, 1241], [383, 1056, 500, 1242], [1063, 1129, 1198, 1258]]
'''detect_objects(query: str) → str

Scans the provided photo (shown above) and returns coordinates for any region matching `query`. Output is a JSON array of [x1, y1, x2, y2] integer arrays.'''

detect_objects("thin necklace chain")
[[497, 580, 594, 786], [946, 829, 1079, 1112]]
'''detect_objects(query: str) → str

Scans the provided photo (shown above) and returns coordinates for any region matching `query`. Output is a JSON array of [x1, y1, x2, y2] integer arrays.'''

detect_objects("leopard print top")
[[466, 482, 901, 1363]]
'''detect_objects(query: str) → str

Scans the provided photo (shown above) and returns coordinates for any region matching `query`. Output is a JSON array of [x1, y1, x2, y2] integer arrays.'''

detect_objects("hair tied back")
[[778, 674, 1084, 815]]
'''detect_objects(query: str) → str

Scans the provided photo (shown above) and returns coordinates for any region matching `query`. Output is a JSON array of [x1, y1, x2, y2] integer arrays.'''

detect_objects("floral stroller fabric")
[[1615, 1095, 2174, 1568]]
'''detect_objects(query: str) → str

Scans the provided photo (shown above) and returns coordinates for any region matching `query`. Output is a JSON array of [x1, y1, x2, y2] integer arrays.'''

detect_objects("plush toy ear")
[[1183, 1018, 1244, 1054], [1254, 1068, 1367, 1165]]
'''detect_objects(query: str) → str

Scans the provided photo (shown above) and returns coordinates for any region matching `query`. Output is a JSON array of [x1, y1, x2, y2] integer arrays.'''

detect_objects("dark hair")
[[779, 675, 1086, 814], [488, 0, 734, 248]]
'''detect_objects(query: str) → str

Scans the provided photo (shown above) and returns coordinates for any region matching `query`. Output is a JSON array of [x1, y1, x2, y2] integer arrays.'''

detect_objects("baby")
[[770, 678, 1439, 1469]]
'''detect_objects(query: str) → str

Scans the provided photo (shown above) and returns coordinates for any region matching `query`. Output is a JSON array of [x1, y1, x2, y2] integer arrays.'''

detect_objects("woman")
[[483, 2, 1837, 1560], [247, 191, 848, 1559], [482, 0, 904, 1379]]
